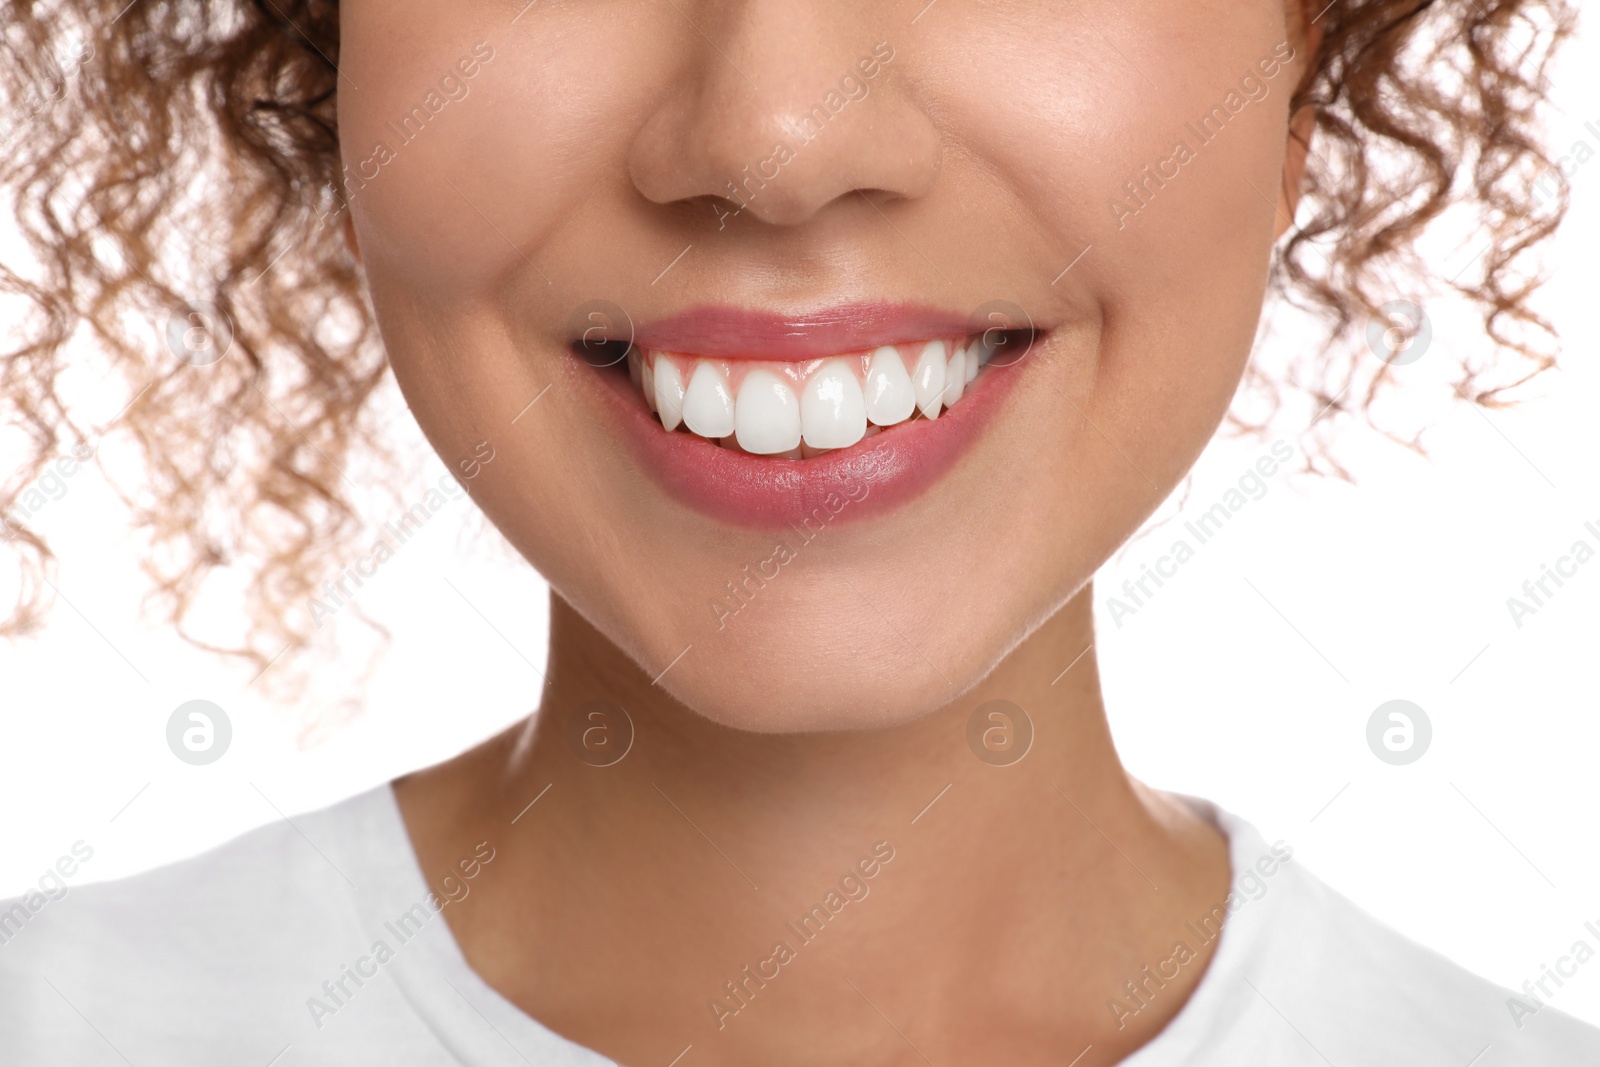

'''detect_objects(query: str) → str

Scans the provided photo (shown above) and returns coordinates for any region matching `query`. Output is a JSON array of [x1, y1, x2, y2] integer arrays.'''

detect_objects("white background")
[[3, 16, 1598, 1029]]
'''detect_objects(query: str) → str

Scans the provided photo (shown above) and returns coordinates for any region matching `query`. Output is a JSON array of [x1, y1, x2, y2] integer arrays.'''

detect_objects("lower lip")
[[588, 349, 1029, 529]]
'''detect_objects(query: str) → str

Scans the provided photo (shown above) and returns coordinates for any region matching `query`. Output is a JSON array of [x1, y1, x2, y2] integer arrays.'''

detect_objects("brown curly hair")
[[0, 0, 1579, 690]]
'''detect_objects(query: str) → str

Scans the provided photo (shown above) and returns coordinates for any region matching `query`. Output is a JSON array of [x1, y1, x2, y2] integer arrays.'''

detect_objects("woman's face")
[[339, 0, 1305, 731]]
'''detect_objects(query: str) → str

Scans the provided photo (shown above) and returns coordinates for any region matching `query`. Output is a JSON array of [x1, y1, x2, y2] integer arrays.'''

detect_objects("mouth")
[[580, 304, 1036, 528]]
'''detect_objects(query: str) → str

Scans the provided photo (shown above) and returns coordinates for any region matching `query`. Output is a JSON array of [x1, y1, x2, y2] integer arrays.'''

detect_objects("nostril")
[[691, 185, 904, 232], [689, 193, 756, 230]]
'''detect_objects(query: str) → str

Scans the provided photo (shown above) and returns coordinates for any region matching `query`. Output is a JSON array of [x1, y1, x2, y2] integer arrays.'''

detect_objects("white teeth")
[[942, 344, 966, 408], [639, 337, 987, 451], [802, 358, 867, 449], [864, 346, 916, 427], [912, 341, 946, 420], [683, 361, 735, 439], [735, 369, 802, 455], [652, 356, 681, 429]]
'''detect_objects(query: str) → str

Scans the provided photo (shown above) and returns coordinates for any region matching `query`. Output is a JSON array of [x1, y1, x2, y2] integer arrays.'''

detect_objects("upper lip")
[[627, 303, 979, 360]]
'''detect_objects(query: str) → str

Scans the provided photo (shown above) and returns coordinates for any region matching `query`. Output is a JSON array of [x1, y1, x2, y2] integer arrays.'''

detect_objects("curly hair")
[[0, 0, 1580, 689]]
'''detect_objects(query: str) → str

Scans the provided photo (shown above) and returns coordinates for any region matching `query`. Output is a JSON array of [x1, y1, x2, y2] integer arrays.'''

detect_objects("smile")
[[583, 304, 1036, 528], [627, 337, 993, 458]]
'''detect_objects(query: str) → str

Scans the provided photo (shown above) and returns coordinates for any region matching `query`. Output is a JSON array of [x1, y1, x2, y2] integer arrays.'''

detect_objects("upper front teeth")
[[735, 369, 801, 453], [802, 359, 868, 449], [628, 338, 988, 455], [683, 361, 736, 439], [864, 347, 915, 426]]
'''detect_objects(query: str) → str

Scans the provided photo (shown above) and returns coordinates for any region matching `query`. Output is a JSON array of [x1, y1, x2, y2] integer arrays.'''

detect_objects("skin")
[[336, 0, 1321, 1062]]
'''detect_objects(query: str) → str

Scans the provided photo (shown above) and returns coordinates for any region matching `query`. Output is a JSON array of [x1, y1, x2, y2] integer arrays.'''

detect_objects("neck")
[[395, 581, 1232, 1066]]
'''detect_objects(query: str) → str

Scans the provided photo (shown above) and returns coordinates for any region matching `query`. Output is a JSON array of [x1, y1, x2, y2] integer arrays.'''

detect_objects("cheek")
[[337, 0, 645, 301], [943, 1, 1291, 464], [334, 1, 677, 510]]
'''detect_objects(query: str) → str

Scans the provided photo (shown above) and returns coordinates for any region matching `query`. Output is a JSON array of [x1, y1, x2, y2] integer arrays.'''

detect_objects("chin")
[[657, 651, 977, 735], [596, 570, 1042, 735]]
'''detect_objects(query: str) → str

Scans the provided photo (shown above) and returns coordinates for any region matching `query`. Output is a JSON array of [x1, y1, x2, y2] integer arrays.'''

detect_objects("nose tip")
[[629, 31, 940, 228]]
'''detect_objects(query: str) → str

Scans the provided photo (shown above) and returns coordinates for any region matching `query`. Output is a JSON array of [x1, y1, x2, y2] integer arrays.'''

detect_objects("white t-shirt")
[[1, 784, 1594, 1064]]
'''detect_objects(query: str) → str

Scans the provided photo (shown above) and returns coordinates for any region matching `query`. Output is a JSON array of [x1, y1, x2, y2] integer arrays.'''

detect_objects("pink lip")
[[589, 344, 1029, 529], [631, 303, 978, 360]]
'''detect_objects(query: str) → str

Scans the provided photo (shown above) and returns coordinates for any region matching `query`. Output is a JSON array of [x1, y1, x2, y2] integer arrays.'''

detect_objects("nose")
[[628, 3, 942, 228]]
